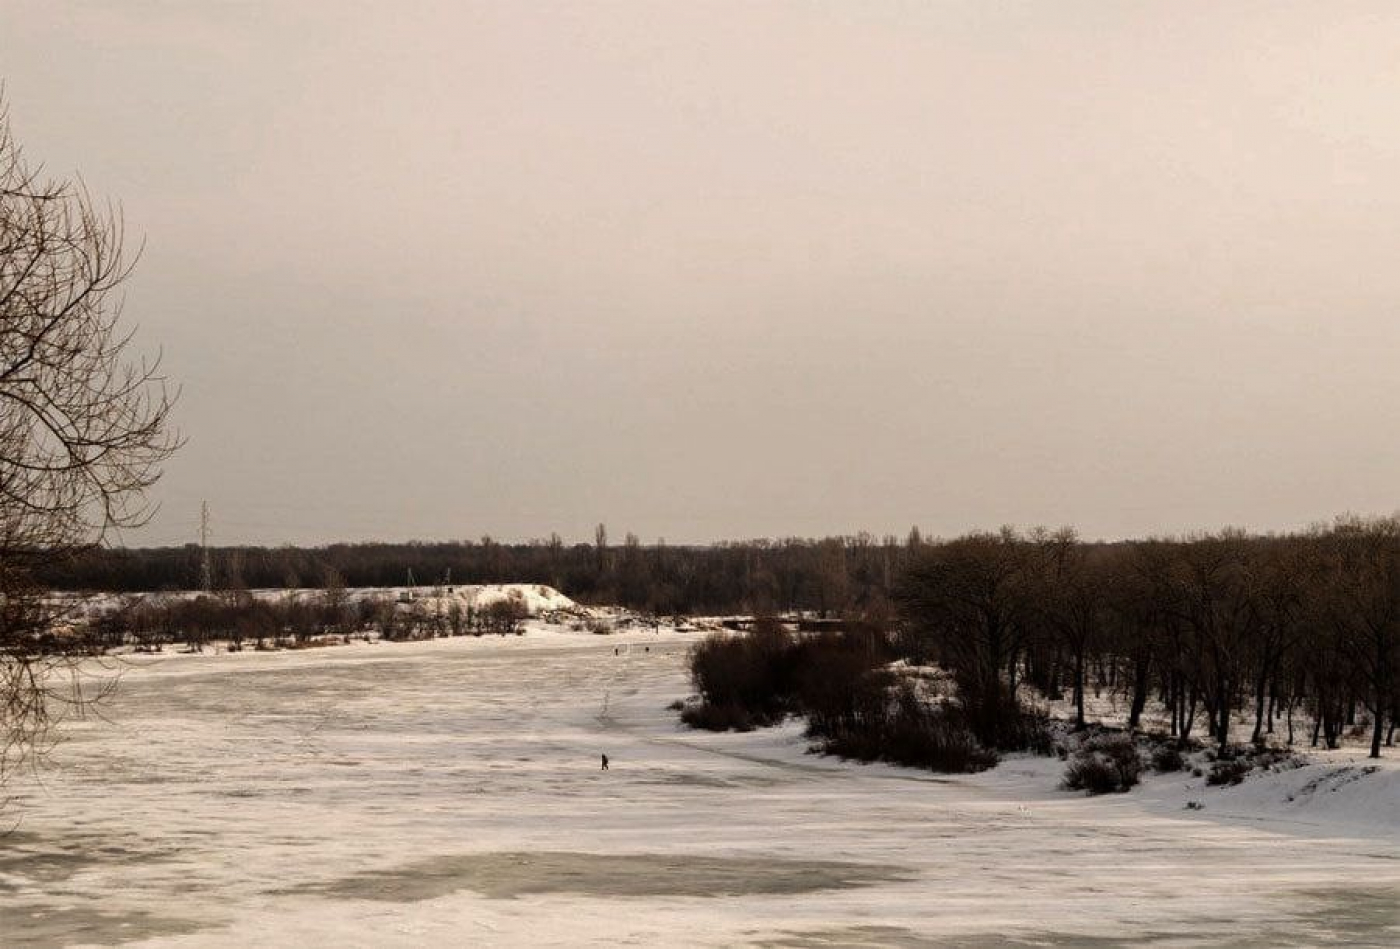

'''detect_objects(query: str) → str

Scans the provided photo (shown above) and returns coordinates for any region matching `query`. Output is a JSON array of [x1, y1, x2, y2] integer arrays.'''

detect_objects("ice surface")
[[3, 626, 1398, 947]]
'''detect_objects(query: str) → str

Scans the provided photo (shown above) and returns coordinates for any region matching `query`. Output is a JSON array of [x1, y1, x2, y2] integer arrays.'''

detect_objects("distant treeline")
[[38, 528, 921, 616]]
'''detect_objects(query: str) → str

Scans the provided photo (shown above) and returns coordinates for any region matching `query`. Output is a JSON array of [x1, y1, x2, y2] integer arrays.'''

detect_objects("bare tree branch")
[[0, 96, 180, 782]]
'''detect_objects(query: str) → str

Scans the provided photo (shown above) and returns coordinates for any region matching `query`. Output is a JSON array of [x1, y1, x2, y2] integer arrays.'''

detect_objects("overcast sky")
[[4, 2, 1400, 546]]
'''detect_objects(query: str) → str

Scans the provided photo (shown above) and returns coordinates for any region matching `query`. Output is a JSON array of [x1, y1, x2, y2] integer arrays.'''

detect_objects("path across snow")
[[3, 625, 1398, 947]]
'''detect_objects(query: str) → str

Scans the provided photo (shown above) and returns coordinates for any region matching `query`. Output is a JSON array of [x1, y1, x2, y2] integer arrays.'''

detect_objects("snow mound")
[[319, 583, 579, 616], [1194, 759, 1400, 834], [410, 583, 579, 615], [61, 583, 582, 619]]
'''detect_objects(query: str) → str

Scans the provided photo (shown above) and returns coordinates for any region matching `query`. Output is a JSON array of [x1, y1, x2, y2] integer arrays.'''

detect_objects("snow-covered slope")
[[332, 582, 580, 615], [1146, 754, 1400, 836], [57, 582, 582, 618]]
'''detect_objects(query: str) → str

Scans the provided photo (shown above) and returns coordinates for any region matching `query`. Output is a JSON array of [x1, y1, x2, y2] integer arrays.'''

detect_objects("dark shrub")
[[1063, 754, 1121, 794], [680, 702, 758, 732], [684, 621, 799, 730], [1063, 734, 1142, 794], [1207, 758, 1251, 786], [1151, 743, 1185, 773], [480, 598, 528, 635], [794, 631, 891, 736], [1014, 705, 1055, 756], [1252, 748, 1298, 772], [810, 682, 998, 774], [948, 678, 1053, 753]]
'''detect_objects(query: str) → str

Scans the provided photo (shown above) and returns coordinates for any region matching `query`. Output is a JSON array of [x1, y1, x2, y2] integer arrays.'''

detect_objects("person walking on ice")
[[601, 754, 609, 771]]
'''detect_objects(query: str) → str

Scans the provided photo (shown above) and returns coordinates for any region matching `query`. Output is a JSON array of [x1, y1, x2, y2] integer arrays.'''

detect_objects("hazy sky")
[[4, 2, 1400, 546]]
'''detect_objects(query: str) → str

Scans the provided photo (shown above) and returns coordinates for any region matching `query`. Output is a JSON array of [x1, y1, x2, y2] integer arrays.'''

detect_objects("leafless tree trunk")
[[1322, 517, 1400, 760]]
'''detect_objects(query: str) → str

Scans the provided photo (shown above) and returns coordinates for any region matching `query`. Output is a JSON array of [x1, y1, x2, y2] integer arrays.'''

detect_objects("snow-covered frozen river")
[[4, 628, 1399, 947]]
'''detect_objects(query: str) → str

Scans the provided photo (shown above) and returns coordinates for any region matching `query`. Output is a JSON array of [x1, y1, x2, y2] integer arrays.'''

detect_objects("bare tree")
[[1321, 516, 1400, 759], [1245, 539, 1306, 744], [1161, 533, 1259, 748], [1, 98, 179, 780], [1034, 528, 1108, 730], [895, 528, 1038, 747]]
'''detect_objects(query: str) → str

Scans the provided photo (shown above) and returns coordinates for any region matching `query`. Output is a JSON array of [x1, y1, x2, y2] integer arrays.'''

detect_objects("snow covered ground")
[[3, 624, 1399, 947], [51, 583, 583, 619]]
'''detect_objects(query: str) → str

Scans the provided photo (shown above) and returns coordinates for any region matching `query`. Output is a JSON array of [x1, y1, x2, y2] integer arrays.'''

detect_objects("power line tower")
[[198, 500, 213, 592]]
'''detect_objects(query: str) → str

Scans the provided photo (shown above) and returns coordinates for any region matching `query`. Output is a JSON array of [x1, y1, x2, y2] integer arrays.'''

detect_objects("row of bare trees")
[[895, 518, 1400, 758], [85, 591, 531, 652]]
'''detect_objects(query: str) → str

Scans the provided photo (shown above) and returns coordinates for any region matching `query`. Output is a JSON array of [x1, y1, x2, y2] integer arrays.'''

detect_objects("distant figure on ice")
[[601, 754, 610, 771]]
